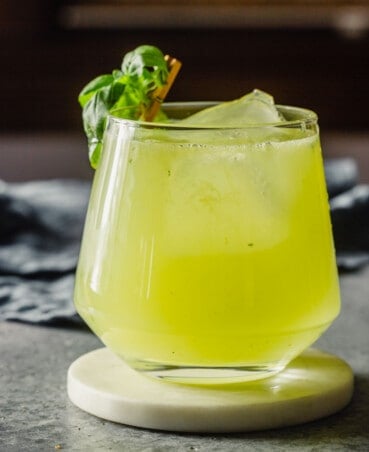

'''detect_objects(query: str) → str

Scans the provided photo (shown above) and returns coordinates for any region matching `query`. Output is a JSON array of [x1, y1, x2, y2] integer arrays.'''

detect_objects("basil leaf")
[[78, 74, 114, 107], [82, 83, 125, 169], [122, 45, 168, 80]]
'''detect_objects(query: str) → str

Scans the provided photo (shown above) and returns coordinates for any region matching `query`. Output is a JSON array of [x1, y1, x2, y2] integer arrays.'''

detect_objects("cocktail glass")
[[74, 102, 340, 384]]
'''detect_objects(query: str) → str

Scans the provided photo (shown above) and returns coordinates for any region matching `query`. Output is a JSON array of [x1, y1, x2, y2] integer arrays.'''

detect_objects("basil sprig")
[[78, 45, 169, 168]]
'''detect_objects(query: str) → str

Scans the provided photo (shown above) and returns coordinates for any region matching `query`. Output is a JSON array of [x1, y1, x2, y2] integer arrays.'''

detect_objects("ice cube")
[[181, 89, 285, 127]]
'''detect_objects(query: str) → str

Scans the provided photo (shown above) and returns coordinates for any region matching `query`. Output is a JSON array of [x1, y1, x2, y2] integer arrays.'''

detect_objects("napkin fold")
[[0, 180, 90, 325], [0, 158, 368, 325]]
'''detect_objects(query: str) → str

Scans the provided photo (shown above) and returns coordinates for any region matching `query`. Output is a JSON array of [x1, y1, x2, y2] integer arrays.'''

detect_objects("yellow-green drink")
[[74, 98, 340, 383]]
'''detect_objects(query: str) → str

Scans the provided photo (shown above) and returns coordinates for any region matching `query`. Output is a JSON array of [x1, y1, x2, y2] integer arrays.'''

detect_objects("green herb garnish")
[[78, 45, 170, 168]]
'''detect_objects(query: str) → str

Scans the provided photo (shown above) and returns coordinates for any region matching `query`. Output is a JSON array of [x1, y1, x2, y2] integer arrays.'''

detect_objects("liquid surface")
[[75, 125, 340, 371]]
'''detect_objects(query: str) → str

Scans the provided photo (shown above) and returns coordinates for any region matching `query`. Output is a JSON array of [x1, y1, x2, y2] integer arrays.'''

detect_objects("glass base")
[[127, 359, 286, 384]]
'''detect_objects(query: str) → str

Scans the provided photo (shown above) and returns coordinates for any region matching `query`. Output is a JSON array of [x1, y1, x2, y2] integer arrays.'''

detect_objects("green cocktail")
[[74, 92, 340, 383]]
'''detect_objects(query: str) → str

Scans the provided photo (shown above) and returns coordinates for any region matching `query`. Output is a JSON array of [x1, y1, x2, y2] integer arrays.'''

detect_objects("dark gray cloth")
[[331, 185, 369, 270], [324, 158, 369, 270], [0, 158, 368, 325], [0, 274, 79, 324], [0, 179, 90, 325]]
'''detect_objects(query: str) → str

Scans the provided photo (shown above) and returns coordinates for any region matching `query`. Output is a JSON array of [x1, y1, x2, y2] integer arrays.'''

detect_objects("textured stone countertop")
[[1, 267, 369, 451]]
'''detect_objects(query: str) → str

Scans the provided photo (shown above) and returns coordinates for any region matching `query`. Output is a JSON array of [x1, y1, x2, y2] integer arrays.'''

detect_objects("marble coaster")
[[67, 348, 353, 433]]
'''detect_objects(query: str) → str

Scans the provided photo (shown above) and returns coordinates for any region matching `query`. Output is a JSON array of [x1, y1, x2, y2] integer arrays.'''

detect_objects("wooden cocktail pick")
[[143, 55, 182, 121]]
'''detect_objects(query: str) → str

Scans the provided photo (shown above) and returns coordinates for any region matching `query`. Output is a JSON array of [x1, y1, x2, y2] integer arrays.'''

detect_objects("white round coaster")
[[67, 348, 353, 433]]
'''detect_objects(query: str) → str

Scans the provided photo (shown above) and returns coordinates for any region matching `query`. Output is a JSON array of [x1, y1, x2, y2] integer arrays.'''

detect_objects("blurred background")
[[1, 0, 369, 181]]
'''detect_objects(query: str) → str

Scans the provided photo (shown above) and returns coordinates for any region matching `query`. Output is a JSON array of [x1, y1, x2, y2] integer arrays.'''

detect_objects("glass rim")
[[108, 101, 318, 130]]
